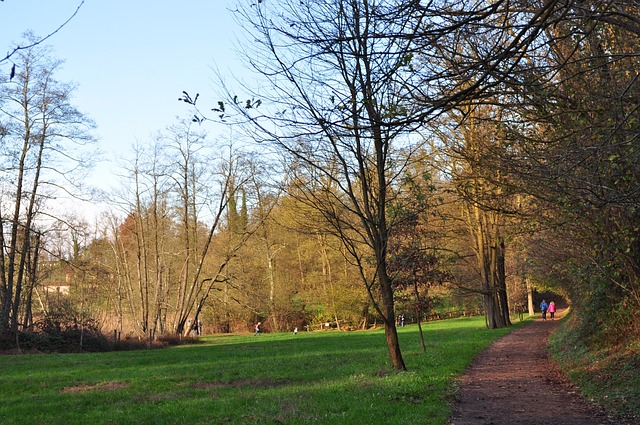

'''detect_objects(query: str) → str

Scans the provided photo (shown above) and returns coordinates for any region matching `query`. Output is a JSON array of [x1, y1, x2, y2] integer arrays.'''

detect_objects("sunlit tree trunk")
[[133, 164, 150, 336], [526, 276, 535, 317], [318, 233, 340, 330]]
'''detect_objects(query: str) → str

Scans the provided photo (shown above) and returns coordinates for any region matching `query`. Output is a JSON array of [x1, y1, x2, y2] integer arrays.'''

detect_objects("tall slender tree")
[[0, 35, 95, 341]]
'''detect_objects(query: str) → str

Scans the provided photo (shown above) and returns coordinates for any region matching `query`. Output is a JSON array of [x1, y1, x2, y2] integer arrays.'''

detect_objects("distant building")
[[41, 262, 74, 296], [43, 280, 70, 296]]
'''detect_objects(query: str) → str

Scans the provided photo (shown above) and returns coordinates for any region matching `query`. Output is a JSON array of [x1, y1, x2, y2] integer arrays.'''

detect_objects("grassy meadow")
[[0, 317, 522, 425]]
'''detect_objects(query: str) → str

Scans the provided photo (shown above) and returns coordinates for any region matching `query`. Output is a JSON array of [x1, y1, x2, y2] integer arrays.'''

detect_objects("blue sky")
[[1, 1, 247, 196]]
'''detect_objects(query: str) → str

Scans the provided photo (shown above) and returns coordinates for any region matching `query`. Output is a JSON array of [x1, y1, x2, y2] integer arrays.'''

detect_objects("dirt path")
[[448, 312, 636, 425]]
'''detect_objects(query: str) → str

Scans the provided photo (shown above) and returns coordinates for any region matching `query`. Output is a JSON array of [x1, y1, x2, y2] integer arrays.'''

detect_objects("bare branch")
[[1, 1, 85, 66]]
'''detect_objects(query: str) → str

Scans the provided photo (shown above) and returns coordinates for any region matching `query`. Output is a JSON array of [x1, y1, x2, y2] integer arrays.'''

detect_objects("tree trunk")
[[526, 277, 535, 316], [379, 271, 406, 370], [496, 240, 511, 326], [414, 282, 427, 353]]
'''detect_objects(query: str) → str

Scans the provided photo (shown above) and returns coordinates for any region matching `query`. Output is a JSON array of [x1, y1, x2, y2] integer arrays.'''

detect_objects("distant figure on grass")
[[254, 322, 261, 335], [540, 300, 549, 321], [548, 301, 556, 320], [188, 319, 197, 336], [293, 327, 298, 335]]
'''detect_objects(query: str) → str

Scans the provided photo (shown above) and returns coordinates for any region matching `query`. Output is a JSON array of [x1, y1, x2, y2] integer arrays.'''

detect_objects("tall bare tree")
[[114, 140, 173, 339], [0, 35, 96, 340], [435, 103, 514, 328], [220, 0, 454, 370], [179, 148, 272, 336]]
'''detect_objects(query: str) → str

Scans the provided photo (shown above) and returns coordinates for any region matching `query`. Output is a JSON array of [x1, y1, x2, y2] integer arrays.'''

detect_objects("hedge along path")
[[448, 310, 632, 425]]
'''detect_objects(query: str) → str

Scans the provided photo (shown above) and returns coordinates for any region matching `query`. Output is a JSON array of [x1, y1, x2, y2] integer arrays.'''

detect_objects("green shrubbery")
[[549, 311, 640, 421]]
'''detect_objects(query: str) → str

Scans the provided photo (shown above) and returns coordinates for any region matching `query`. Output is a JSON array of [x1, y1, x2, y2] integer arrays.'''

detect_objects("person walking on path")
[[548, 301, 556, 320], [254, 321, 261, 335], [540, 299, 549, 320]]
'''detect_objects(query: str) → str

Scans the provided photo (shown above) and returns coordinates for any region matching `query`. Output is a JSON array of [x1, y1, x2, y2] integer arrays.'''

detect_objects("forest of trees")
[[1, 1, 639, 370]]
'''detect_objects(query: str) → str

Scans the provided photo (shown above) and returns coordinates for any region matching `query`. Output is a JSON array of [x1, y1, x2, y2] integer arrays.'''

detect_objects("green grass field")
[[0, 317, 520, 425]]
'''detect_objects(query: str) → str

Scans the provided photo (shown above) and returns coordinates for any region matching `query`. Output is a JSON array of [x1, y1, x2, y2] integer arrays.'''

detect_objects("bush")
[[14, 307, 112, 353], [1, 304, 203, 354], [113, 333, 200, 351]]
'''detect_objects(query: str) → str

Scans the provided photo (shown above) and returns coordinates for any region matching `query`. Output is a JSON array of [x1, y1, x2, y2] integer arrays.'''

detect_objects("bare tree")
[[220, 0, 449, 370], [432, 102, 514, 328], [0, 36, 96, 341], [176, 146, 268, 337], [163, 121, 208, 336], [113, 140, 173, 339]]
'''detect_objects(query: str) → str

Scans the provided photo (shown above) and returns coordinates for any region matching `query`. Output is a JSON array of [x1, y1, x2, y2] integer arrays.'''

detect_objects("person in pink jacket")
[[548, 301, 556, 320]]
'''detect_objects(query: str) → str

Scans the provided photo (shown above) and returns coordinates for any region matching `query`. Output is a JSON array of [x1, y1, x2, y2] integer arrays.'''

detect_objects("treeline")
[[30, 138, 486, 340], [2, 1, 639, 368]]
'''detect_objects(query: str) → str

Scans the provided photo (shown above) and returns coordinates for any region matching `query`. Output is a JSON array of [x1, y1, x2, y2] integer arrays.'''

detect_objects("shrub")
[[17, 306, 112, 353]]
